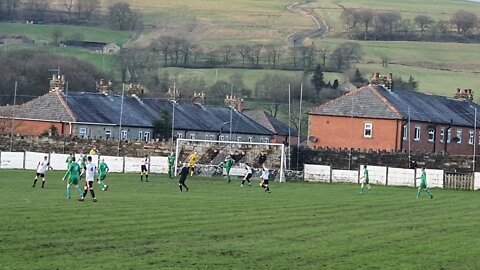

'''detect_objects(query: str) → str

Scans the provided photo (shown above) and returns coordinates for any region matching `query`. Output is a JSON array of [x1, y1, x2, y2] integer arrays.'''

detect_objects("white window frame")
[[248, 137, 253, 142], [121, 130, 127, 140], [469, 130, 474, 145], [144, 131, 151, 142], [447, 129, 451, 143], [205, 134, 209, 140], [403, 125, 408, 141], [220, 135, 225, 141], [190, 134, 195, 140], [264, 138, 270, 143], [428, 128, 435, 142], [414, 126, 421, 141], [456, 129, 462, 144], [237, 136, 242, 142], [139, 131, 143, 140], [105, 129, 112, 139], [79, 128, 86, 138], [210, 135, 215, 140], [364, 123, 373, 138], [440, 128, 445, 143], [177, 133, 183, 139]]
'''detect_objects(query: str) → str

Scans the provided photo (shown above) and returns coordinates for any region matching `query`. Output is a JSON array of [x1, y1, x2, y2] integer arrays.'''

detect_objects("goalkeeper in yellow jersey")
[[188, 151, 199, 176]]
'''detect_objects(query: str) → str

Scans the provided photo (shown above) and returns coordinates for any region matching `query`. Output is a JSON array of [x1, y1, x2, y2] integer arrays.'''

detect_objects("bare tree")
[[75, 0, 82, 20], [375, 11, 401, 39], [414, 15, 434, 38], [451, 10, 478, 35], [63, 0, 74, 23], [358, 9, 375, 40], [5, 0, 20, 20], [318, 47, 329, 67], [399, 19, 414, 39], [328, 42, 363, 71], [251, 44, 263, 65], [179, 40, 195, 65], [52, 28, 63, 45], [83, 0, 100, 21], [264, 44, 280, 68], [220, 45, 234, 65], [109, 2, 137, 30], [435, 20, 450, 37], [236, 44, 251, 66]]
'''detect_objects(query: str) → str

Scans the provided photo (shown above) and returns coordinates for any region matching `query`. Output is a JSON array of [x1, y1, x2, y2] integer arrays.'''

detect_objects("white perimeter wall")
[[49, 153, 69, 170], [416, 168, 444, 188], [304, 164, 330, 182], [475, 173, 480, 190], [0, 152, 24, 169], [388, 168, 415, 187], [25, 151, 48, 170], [363, 165, 387, 185], [332, 169, 358, 184], [124, 157, 145, 173], [150, 156, 168, 174], [102, 156, 124, 173]]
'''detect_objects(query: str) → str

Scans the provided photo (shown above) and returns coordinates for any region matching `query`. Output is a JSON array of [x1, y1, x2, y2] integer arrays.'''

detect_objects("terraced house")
[[308, 77, 480, 155], [0, 76, 289, 144]]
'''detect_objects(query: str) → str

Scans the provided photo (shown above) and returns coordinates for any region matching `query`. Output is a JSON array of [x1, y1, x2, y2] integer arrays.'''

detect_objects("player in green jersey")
[[416, 166, 433, 199], [79, 153, 88, 181], [97, 158, 109, 191], [359, 165, 372, 194], [225, 155, 234, 183], [65, 152, 74, 169], [62, 156, 84, 200], [168, 152, 176, 178]]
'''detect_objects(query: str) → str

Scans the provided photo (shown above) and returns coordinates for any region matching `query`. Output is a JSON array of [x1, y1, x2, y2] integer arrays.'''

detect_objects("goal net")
[[174, 138, 286, 182]]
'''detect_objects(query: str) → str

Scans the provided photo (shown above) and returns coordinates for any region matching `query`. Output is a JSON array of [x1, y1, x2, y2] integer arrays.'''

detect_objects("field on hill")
[[1, 169, 480, 269]]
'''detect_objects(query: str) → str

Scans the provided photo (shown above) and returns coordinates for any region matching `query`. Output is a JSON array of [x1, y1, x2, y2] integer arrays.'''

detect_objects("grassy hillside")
[[0, 23, 131, 44], [2, 169, 480, 269]]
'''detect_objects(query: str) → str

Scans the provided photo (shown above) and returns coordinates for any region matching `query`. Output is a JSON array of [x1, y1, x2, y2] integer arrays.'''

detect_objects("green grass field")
[[1, 169, 480, 269]]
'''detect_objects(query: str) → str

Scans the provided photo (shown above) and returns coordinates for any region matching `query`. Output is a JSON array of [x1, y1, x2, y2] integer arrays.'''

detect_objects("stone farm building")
[[308, 83, 480, 155]]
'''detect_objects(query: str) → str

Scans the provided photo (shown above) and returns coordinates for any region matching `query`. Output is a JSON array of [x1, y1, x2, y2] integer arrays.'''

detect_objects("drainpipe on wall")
[[432, 124, 437, 153], [444, 119, 453, 154]]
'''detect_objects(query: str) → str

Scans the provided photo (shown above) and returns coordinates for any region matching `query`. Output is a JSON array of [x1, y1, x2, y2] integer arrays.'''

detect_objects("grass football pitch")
[[1, 169, 480, 269]]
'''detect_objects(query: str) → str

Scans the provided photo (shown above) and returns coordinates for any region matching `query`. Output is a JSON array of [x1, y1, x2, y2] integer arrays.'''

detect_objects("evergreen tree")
[[353, 68, 365, 83], [332, 79, 339, 89], [311, 64, 326, 94]]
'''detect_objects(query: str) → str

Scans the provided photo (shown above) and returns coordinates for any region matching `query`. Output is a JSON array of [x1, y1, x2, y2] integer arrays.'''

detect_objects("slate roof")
[[309, 84, 480, 128], [64, 92, 273, 135], [309, 85, 401, 119], [242, 109, 298, 137], [0, 91, 75, 122]]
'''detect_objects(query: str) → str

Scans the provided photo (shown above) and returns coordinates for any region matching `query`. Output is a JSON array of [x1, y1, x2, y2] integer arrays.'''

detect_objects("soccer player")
[[33, 156, 52, 188], [178, 163, 189, 192], [140, 154, 149, 182], [65, 152, 74, 169], [416, 166, 434, 199], [188, 151, 199, 177], [260, 164, 271, 193], [97, 158, 109, 191], [168, 152, 176, 178], [241, 163, 253, 187], [258, 152, 267, 167], [89, 145, 99, 155], [78, 153, 87, 182], [359, 165, 372, 194], [225, 155, 234, 183], [80, 156, 97, 202], [62, 156, 84, 200]]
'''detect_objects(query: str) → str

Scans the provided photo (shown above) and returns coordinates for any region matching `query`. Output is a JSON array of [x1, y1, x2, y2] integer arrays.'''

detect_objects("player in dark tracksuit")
[[178, 163, 189, 192]]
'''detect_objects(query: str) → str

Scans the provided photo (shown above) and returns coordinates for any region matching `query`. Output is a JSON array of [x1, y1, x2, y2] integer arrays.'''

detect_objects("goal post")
[[174, 138, 286, 182]]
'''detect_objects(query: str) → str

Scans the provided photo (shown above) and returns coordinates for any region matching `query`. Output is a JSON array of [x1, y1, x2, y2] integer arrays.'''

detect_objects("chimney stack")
[[49, 74, 66, 92], [453, 88, 474, 100]]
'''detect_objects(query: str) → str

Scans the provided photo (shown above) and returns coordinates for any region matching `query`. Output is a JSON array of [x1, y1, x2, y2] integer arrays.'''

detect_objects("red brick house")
[[308, 84, 480, 155], [0, 90, 76, 136]]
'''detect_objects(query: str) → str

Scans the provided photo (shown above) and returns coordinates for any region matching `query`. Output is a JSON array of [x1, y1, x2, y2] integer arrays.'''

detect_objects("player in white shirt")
[[140, 154, 149, 182], [241, 163, 253, 187], [33, 156, 52, 188], [260, 164, 271, 193], [79, 156, 97, 202]]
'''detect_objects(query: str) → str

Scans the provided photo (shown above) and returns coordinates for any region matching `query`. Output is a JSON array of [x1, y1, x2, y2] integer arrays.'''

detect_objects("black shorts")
[[141, 165, 148, 172], [85, 181, 94, 189], [36, 173, 45, 178], [244, 173, 252, 180], [179, 177, 187, 184], [262, 179, 269, 185]]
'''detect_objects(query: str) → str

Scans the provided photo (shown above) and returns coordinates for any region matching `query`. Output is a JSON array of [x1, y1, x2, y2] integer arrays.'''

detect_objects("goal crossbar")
[[175, 138, 286, 182]]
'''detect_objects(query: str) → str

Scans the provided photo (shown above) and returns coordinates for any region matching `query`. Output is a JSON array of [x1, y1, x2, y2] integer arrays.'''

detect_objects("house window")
[[205, 134, 209, 140], [121, 130, 127, 140], [447, 129, 451, 143], [403, 125, 408, 141], [177, 133, 183, 139], [456, 129, 462, 144], [210, 135, 215, 140], [248, 137, 253, 142], [190, 134, 195, 140], [139, 131, 143, 140], [237, 136, 242, 142], [440, 128, 445, 143], [469, 130, 474, 145], [414, 126, 421, 141], [105, 129, 112, 139], [220, 135, 225, 141], [144, 132, 151, 142], [79, 128, 86, 138], [428, 128, 435, 142], [264, 138, 270, 143], [364, 123, 373, 138]]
